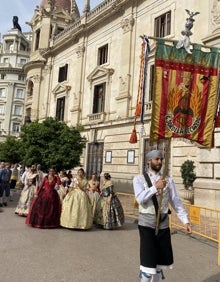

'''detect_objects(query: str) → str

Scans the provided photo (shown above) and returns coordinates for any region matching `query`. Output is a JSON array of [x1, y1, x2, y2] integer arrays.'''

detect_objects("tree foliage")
[[19, 117, 86, 171], [0, 117, 86, 171], [0, 136, 22, 163]]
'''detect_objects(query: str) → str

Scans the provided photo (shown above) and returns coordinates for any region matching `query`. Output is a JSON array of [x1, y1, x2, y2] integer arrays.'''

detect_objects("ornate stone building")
[[24, 0, 220, 209], [0, 27, 31, 141]]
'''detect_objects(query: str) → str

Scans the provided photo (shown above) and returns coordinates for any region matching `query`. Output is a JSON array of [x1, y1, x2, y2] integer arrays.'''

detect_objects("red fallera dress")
[[26, 175, 61, 228]]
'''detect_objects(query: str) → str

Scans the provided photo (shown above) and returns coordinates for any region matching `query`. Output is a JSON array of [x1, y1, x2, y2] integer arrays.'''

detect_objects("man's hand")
[[185, 223, 192, 234], [155, 178, 167, 194]]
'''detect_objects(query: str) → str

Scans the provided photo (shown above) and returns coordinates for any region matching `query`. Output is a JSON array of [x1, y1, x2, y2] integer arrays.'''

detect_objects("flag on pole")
[[150, 39, 219, 148]]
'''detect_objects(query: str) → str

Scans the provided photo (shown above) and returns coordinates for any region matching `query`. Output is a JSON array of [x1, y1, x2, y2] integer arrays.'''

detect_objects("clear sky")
[[0, 0, 103, 37]]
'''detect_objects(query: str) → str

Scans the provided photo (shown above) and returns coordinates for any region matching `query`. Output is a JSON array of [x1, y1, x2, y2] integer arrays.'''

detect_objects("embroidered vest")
[[139, 174, 170, 214]]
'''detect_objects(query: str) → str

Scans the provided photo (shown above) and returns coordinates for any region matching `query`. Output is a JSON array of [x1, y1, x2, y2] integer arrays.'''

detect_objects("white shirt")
[[133, 171, 189, 227]]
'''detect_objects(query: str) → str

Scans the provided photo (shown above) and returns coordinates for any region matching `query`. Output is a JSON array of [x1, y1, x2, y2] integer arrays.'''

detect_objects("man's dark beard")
[[150, 162, 162, 172]]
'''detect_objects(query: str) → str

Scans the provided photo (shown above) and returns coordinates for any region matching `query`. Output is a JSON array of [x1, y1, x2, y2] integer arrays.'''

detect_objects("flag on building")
[[150, 39, 219, 148]]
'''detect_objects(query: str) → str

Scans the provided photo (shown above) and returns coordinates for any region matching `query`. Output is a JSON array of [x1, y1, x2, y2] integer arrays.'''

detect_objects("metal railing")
[[116, 192, 220, 266]]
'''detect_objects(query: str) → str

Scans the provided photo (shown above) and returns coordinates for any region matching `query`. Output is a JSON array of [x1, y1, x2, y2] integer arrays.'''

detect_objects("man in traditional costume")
[[133, 150, 191, 282]]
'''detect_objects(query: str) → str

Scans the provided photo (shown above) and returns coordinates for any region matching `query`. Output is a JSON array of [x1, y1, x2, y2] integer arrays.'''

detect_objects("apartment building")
[[0, 28, 31, 140]]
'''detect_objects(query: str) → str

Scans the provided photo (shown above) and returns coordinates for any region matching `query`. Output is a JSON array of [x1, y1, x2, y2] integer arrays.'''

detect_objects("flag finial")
[[176, 9, 200, 54]]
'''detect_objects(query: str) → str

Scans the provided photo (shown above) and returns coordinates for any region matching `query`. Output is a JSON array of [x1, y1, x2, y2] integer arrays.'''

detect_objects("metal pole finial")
[[176, 9, 200, 54]]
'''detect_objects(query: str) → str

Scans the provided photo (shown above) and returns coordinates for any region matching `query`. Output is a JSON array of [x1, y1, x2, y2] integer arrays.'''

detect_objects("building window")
[[56, 97, 65, 121], [27, 80, 34, 96], [20, 59, 26, 65], [16, 89, 23, 99], [93, 83, 105, 113], [14, 105, 22, 116], [20, 43, 26, 51], [5, 41, 13, 51], [0, 88, 6, 98], [149, 65, 155, 101], [97, 44, 108, 65], [35, 29, 40, 50], [0, 104, 5, 115], [0, 74, 6, 80], [18, 75, 25, 81], [12, 123, 20, 133], [58, 64, 68, 83], [9, 44, 14, 52], [154, 11, 171, 37], [25, 108, 31, 125], [3, 58, 9, 63]]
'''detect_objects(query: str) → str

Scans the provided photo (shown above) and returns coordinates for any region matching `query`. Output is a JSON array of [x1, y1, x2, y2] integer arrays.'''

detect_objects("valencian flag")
[[150, 39, 219, 148]]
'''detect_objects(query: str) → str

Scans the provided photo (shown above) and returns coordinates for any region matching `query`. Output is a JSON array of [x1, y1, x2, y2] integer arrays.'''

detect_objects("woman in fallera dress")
[[15, 165, 38, 216], [94, 173, 124, 230], [26, 167, 61, 228], [60, 168, 93, 230], [87, 173, 100, 217], [57, 170, 70, 203]]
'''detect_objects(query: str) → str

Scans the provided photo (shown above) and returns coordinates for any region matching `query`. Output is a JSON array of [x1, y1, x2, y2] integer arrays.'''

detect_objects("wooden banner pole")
[[155, 138, 171, 235]]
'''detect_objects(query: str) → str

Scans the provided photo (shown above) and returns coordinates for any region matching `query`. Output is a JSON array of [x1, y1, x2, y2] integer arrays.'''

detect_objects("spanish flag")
[[150, 39, 219, 148]]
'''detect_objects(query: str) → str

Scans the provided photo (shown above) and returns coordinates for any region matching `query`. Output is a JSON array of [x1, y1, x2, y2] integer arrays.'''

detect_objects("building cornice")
[[0, 68, 24, 74]]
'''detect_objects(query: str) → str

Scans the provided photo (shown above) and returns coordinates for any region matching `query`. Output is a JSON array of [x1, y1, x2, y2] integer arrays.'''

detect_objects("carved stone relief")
[[76, 45, 85, 58], [211, 0, 220, 26], [116, 74, 131, 101], [120, 16, 135, 33]]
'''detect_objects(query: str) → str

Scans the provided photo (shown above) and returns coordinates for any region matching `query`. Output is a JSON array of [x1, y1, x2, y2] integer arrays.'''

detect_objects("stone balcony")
[[87, 112, 106, 124]]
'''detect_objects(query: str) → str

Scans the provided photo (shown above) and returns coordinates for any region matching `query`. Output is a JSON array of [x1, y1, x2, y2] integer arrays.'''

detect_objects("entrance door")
[[86, 142, 104, 180]]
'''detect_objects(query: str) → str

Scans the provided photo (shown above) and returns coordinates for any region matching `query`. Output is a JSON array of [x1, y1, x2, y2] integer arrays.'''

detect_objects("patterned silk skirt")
[[15, 184, 36, 216], [94, 194, 124, 230], [87, 190, 100, 217]]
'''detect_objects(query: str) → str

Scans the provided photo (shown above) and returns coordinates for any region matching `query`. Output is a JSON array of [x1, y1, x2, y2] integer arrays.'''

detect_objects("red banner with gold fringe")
[[150, 40, 219, 148]]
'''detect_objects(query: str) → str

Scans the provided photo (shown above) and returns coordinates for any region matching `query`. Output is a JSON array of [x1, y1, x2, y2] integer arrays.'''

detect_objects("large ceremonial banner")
[[150, 39, 219, 148]]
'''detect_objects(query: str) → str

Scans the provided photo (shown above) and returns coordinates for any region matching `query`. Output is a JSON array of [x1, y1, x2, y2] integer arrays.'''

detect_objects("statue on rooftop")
[[13, 16, 22, 32]]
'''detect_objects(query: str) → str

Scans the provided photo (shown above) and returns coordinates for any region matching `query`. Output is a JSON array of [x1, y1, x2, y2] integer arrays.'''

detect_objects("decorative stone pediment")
[[52, 83, 71, 96], [87, 66, 114, 88]]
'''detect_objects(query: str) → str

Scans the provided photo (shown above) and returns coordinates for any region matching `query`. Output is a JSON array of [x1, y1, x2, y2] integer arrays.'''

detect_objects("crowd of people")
[[0, 162, 124, 230]]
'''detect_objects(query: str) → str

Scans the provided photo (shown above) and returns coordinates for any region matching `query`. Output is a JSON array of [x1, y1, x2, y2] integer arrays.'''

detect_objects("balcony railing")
[[88, 112, 106, 123], [0, 63, 11, 68]]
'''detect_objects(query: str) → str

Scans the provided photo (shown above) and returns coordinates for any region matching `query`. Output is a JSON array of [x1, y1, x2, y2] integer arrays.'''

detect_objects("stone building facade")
[[0, 28, 31, 141], [24, 0, 220, 209]]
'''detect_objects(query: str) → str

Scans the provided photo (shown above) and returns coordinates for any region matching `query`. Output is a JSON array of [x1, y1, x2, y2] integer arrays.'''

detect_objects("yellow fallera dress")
[[15, 172, 38, 216], [87, 179, 100, 217], [60, 178, 93, 230]]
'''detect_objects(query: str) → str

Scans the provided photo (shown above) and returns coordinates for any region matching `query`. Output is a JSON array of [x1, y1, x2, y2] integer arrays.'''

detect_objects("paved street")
[[0, 189, 220, 282]]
